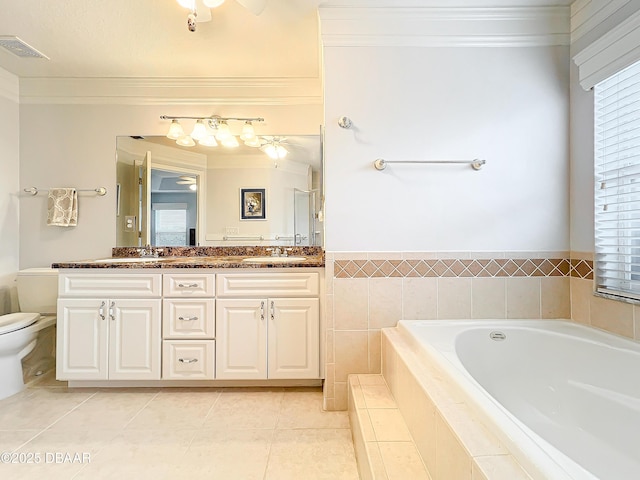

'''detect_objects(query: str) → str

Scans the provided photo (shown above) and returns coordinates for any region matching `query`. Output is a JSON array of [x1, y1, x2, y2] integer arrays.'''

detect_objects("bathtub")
[[393, 319, 640, 480]]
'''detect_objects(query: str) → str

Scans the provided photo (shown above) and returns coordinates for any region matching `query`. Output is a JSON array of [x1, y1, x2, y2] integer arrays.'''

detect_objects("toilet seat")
[[0, 313, 39, 335]]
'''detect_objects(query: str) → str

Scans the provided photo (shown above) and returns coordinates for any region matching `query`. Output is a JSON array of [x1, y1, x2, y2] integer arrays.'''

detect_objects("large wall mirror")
[[116, 133, 323, 248]]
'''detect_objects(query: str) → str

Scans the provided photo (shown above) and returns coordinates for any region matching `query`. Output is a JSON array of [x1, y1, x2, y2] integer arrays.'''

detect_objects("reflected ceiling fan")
[[176, 175, 198, 190], [177, 0, 268, 31]]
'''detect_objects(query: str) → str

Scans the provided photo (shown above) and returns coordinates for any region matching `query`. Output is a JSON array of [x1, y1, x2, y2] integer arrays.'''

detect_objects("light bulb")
[[240, 121, 256, 141], [244, 137, 261, 147], [191, 120, 207, 141], [189, 184, 197, 191], [199, 135, 218, 147], [276, 145, 288, 158], [203, 0, 225, 7], [222, 135, 239, 148], [261, 143, 277, 159], [176, 0, 194, 9], [166, 120, 184, 140], [215, 121, 231, 141], [176, 135, 196, 147]]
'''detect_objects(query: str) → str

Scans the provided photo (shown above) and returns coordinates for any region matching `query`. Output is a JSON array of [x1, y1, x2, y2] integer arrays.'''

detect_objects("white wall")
[[323, 45, 570, 252], [0, 67, 20, 314], [18, 104, 321, 268]]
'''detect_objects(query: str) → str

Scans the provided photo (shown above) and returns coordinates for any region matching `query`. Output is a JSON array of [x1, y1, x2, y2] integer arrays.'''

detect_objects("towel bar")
[[23, 187, 107, 196]]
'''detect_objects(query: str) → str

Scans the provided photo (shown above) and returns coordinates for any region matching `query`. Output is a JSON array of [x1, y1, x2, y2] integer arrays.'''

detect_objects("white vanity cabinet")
[[162, 272, 216, 380], [56, 273, 162, 381], [215, 272, 320, 380]]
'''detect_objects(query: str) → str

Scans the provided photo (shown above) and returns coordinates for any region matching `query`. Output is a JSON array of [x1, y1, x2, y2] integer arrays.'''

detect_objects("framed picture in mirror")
[[241, 188, 266, 220]]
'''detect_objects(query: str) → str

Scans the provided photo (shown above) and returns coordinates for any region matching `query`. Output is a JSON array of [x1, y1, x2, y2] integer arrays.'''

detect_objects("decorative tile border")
[[334, 257, 594, 279], [570, 259, 594, 280]]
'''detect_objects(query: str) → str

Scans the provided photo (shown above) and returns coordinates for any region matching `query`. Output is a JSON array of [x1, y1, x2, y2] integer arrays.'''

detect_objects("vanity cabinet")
[[57, 273, 162, 381], [162, 273, 215, 380], [215, 272, 320, 380]]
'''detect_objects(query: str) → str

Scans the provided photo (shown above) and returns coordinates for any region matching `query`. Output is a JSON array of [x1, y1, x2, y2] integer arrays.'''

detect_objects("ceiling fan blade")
[[235, 0, 267, 15], [195, 0, 212, 22]]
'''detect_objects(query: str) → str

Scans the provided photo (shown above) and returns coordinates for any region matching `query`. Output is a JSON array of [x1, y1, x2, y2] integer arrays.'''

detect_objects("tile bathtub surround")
[[324, 252, 580, 411], [380, 329, 533, 480], [0, 374, 358, 480]]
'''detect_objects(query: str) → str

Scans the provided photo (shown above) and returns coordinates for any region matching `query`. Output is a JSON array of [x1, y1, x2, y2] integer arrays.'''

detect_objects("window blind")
[[594, 59, 640, 301]]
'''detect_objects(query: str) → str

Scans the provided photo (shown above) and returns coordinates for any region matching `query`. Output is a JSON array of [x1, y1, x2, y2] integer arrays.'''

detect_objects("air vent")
[[0, 36, 48, 59]]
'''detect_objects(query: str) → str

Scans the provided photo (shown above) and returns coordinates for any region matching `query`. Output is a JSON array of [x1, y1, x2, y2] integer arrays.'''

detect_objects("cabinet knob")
[[178, 358, 198, 364]]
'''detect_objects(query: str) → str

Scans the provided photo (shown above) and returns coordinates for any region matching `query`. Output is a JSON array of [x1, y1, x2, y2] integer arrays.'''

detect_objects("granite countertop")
[[51, 246, 325, 269]]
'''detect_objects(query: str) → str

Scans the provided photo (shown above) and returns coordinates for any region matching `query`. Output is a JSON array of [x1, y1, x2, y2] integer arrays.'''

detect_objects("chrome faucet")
[[268, 247, 282, 257], [139, 244, 161, 258]]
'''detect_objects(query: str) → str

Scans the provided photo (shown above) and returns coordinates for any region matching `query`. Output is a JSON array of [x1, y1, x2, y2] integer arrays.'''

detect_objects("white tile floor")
[[0, 373, 360, 480]]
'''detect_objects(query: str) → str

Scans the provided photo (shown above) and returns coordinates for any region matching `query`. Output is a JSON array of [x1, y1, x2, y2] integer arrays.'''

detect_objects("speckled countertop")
[[51, 246, 325, 269]]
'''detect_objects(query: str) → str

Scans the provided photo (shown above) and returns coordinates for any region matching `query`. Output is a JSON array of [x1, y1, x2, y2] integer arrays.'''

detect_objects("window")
[[594, 59, 640, 301], [153, 203, 188, 246]]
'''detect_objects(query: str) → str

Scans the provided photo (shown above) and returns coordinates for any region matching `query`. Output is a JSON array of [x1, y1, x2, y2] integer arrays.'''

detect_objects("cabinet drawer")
[[163, 273, 215, 297], [163, 299, 215, 339], [162, 340, 215, 379], [216, 272, 319, 297], [59, 273, 161, 298]]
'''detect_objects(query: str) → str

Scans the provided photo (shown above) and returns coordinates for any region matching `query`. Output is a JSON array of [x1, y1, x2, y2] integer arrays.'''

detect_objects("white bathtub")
[[396, 319, 640, 480]]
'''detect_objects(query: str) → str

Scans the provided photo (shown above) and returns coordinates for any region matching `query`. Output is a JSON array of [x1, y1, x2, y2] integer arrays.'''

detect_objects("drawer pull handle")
[[98, 301, 106, 321], [109, 301, 115, 321], [260, 301, 265, 321], [178, 316, 199, 321], [270, 300, 275, 321], [177, 283, 199, 288], [178, 358, 198, 364]]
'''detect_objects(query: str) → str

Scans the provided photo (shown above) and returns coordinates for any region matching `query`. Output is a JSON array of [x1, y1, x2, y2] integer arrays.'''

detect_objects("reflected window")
[[153, 203, 188, 246]]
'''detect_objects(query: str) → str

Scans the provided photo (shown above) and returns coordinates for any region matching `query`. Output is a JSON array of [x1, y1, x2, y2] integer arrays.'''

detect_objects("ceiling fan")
[[176, 175, 198, 190], [177, 0, 268, 31]]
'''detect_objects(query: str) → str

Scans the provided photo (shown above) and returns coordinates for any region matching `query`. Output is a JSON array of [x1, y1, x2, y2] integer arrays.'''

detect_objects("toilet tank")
[[16, 268, 58, 315]]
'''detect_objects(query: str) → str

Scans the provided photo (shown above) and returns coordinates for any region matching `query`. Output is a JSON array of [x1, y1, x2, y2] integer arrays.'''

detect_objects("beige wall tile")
[[590, 294, 634, 338], [369, 278, 403, 329], [369, 409, 413, 442], [378, 442, 431, 480], [402, 251, 439, 260], [335, 382, 348, 410], [324, 363, 335, 399], [325, 259, 334, 295], [333, 252, 369, 260], [438, 278, 472, 319], [570, 251, 594, 261], [325, 293, 334, 330], [335, 330, 369, 382], [326, 328, 335, 364], [369, 330, 382, 374], [472, 278, 506, 319], [435, 413, 472, 480], [366, 442, 389, 480], [541, 276, 570, 319], [334, 278, 368, 330], [403, 277, 438, 320], [506, 277, 541, 319], [570, 277, 592, 325], [368, 252, 403, 260]]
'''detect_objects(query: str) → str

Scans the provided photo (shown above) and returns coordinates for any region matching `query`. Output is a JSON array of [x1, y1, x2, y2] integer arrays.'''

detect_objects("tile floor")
[[0, 373, 359, 480]]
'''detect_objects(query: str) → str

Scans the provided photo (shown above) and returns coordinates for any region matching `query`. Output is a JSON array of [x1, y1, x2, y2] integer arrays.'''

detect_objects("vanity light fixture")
[[160, 114, 265, 148]]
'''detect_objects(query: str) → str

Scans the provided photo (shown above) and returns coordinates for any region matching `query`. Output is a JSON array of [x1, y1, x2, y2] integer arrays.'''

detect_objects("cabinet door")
[[57, 298, 108, 380], [268, 298, 320, 379], [216, 299, 267, 379], [109, 299, 162, 380]]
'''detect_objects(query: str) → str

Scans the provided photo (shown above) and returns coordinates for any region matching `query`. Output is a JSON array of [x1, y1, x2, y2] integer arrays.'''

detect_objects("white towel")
[[47, 188, 78, 227]]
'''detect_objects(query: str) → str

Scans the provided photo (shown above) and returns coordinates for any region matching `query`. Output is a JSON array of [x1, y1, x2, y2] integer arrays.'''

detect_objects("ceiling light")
[[176, 0, 195, 8], [199, 135, 218, 147], [222, 136, 240, 148], [240, 121, 256, 141], [191, 120, 208, 141], [215, 121, 232, 141], [244, 137, 262, 147], [203, 0, 226, 7], [176, 135, 196, 147], [261, 142, 288, 159], [166, 120, 185, 140]]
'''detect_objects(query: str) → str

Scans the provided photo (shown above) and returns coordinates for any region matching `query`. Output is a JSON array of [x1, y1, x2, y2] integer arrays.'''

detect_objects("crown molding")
[[0, 67, 18, 103], [573, 9, 640, 90], [571, 0, 630, 43], [17, 76, 323, 106], [319, 6, 570, 47]]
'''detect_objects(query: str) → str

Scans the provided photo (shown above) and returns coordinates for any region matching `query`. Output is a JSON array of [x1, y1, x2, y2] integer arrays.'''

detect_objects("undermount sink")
[[241, 256, 307, 264], [93, 257, 160, 263]]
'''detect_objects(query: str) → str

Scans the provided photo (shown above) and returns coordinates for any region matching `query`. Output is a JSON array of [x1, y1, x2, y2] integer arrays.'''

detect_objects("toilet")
[[0, 268, 58, 400]]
